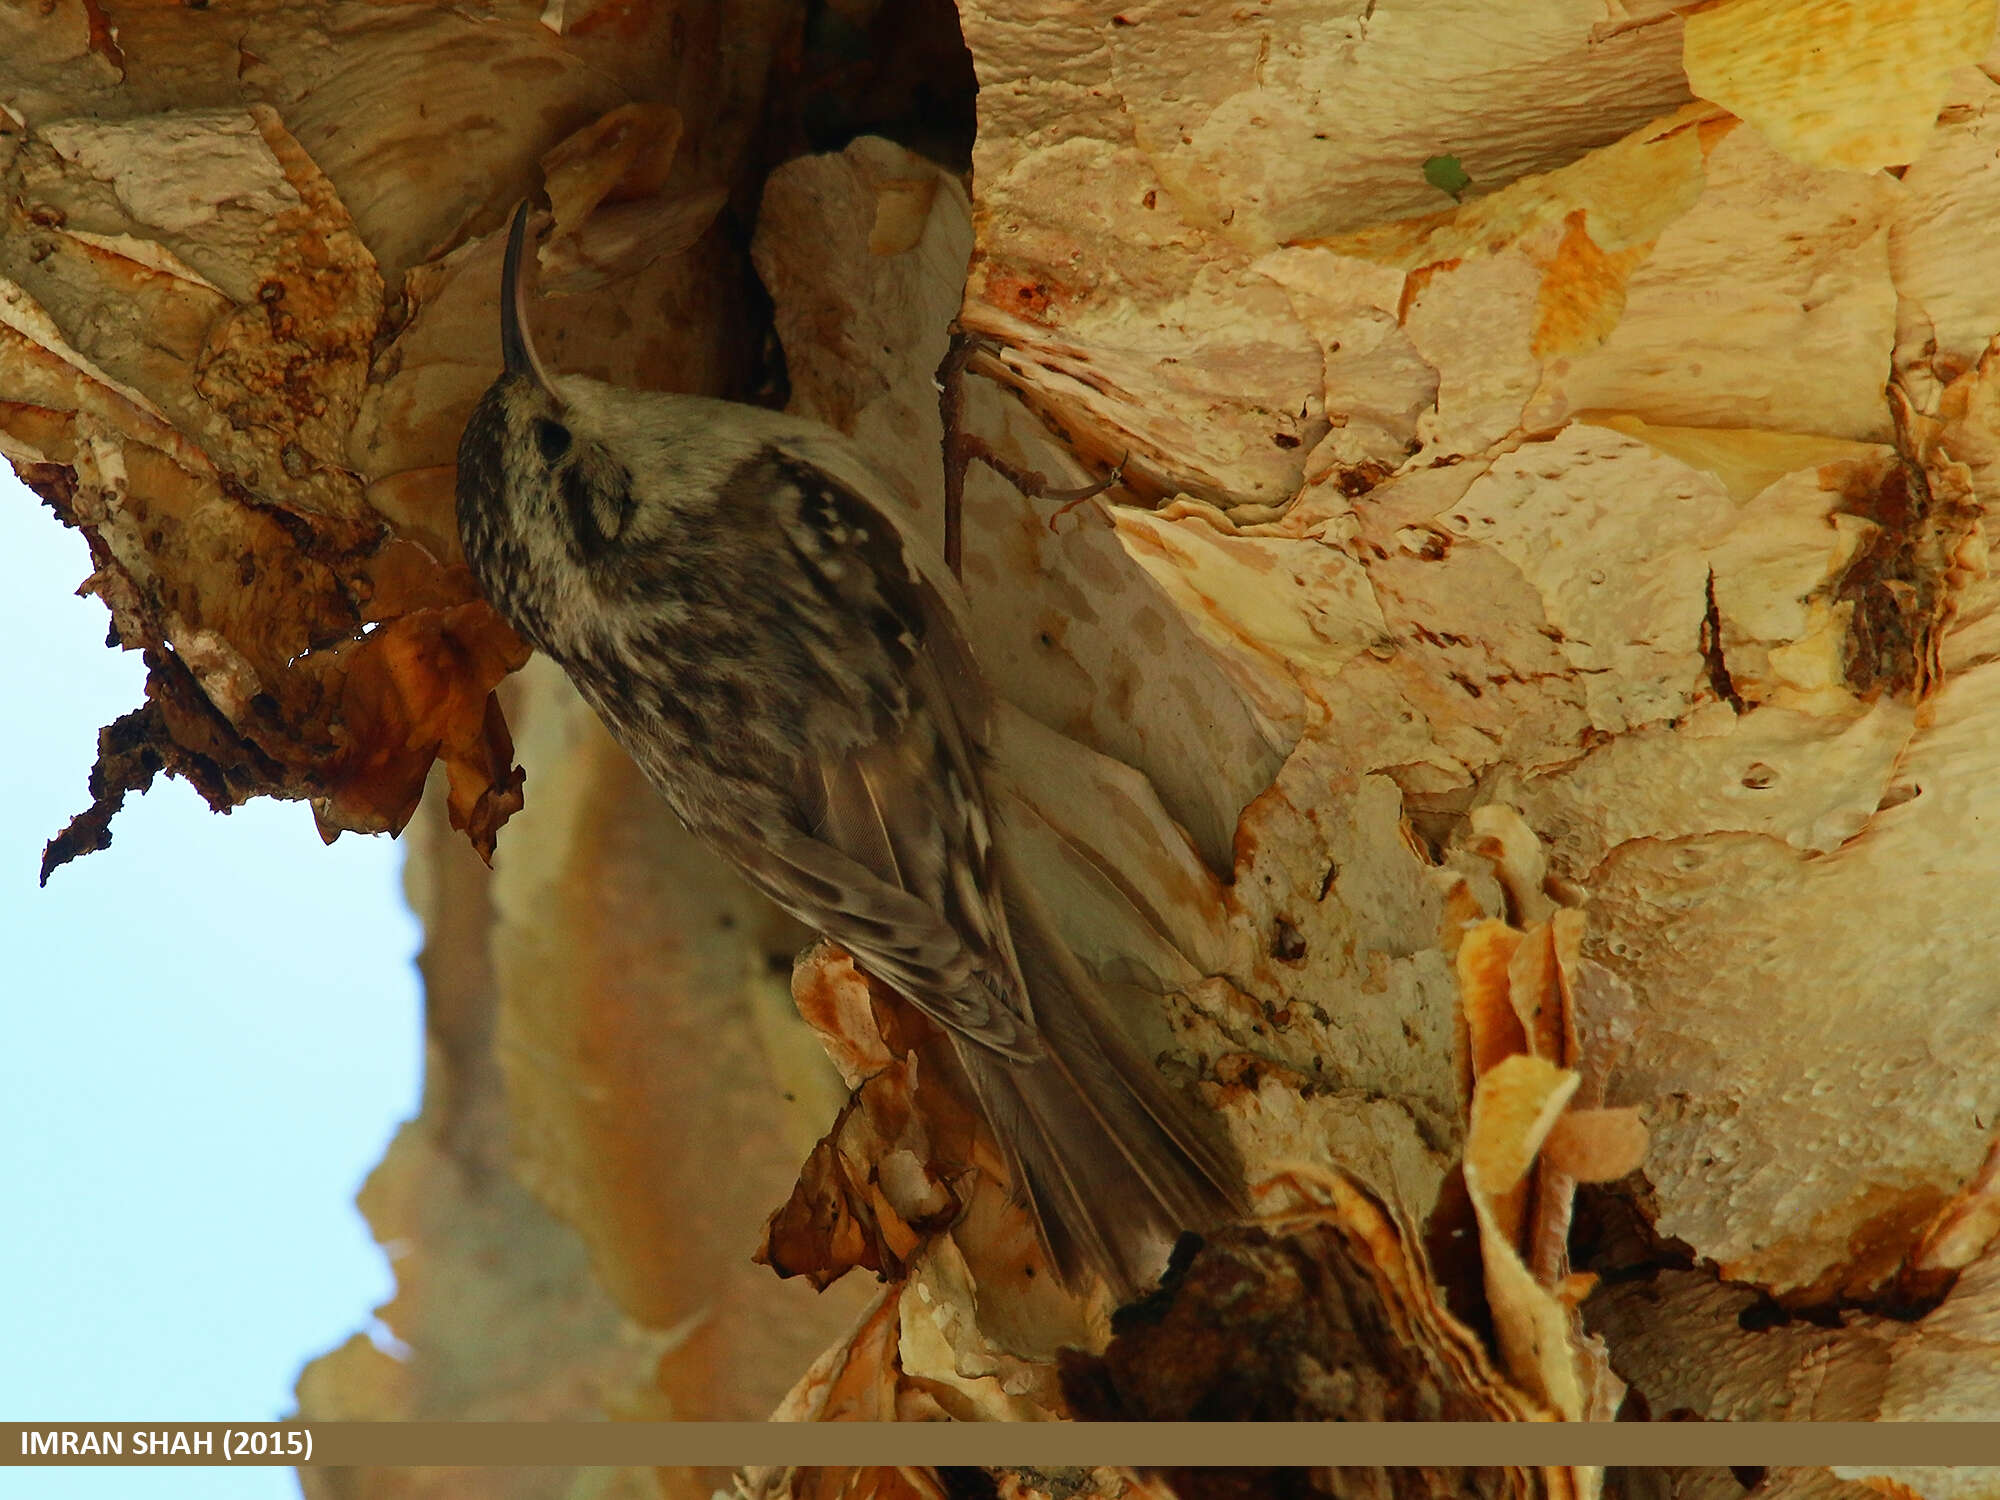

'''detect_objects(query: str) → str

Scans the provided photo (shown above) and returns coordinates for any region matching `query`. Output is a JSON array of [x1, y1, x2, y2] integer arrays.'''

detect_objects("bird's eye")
[[534, 418, 572, 463]]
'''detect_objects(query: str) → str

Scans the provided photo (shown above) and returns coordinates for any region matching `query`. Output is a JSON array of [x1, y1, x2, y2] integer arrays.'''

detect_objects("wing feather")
[[717, 446, 1038, 1061]]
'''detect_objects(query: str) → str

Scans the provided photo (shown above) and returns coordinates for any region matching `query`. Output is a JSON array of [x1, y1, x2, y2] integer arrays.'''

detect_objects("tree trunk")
[[5, 1, 1999, 1497]]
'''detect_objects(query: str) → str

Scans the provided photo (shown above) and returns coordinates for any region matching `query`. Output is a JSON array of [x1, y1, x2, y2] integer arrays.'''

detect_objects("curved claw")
[[1046, 451, 1130, 503], [1045, 452, 1131, 531]]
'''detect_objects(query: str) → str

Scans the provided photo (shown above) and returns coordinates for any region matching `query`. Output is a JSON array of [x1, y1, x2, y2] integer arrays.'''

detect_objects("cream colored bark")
[[7, 0, 2000, 1497]]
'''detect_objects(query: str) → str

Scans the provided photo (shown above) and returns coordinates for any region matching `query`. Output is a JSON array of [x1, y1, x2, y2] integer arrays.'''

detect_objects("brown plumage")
[[455, 203, 1242, 1296]]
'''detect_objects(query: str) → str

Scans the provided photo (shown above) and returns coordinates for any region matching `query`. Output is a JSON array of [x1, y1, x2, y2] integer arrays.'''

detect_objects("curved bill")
[[500, 201, 556, 393]]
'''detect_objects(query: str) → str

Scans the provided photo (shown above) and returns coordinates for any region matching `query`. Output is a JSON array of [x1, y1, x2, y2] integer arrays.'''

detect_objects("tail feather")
[[954, 873, 1244, 1298]]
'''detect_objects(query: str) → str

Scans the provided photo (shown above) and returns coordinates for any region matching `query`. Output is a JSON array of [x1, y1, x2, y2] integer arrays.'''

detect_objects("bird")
[[454, 201, 1241, 1298]]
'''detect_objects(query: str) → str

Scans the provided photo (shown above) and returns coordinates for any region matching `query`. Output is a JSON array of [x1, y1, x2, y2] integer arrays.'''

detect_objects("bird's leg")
[[935, 326, 987, 580], [935, 327, 1129, 579]]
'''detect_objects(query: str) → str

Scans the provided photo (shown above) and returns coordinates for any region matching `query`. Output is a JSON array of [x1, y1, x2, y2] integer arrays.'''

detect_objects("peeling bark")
[[9, 0, 2000, 1496]]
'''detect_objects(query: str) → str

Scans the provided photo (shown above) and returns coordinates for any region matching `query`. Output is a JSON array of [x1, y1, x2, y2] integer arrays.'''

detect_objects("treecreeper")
[[453, 202, 1245, 1298]]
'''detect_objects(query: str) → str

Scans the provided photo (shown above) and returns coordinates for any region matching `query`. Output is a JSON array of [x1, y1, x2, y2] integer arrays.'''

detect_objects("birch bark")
[[6, 2, 2000, 1496]]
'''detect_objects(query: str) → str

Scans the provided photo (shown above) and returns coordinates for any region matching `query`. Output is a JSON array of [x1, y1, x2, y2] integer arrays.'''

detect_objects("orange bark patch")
[[1397, 257, 1463, 322], [1530, 210, 1650, 359]]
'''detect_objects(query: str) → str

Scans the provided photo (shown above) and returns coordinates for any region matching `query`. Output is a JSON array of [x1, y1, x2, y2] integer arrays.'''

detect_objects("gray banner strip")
[[6, 1422, 2000, 1467]]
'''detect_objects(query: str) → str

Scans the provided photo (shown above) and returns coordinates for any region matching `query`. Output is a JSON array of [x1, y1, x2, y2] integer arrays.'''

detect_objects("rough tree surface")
[[5, 0, 2000, 1497]]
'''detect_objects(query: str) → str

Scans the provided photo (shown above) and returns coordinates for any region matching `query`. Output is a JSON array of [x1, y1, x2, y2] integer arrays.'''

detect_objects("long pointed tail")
[[955, 874, 1245, 1299]]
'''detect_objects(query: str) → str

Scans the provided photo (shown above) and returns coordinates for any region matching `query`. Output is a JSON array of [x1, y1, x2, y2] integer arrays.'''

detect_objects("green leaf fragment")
[[1423, 154, 1471, 201]]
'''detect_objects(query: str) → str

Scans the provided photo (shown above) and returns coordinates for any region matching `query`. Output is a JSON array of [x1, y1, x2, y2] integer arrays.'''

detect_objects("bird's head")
[[454, 203, 640, 647]]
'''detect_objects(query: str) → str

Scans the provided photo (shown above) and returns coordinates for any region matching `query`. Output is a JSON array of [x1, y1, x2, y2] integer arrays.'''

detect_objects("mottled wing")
[[711, 448, 1039, 1062]]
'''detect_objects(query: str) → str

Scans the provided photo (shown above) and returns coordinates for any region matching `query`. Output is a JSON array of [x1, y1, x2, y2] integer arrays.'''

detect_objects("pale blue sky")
[[1, 465, 424, 1495]]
